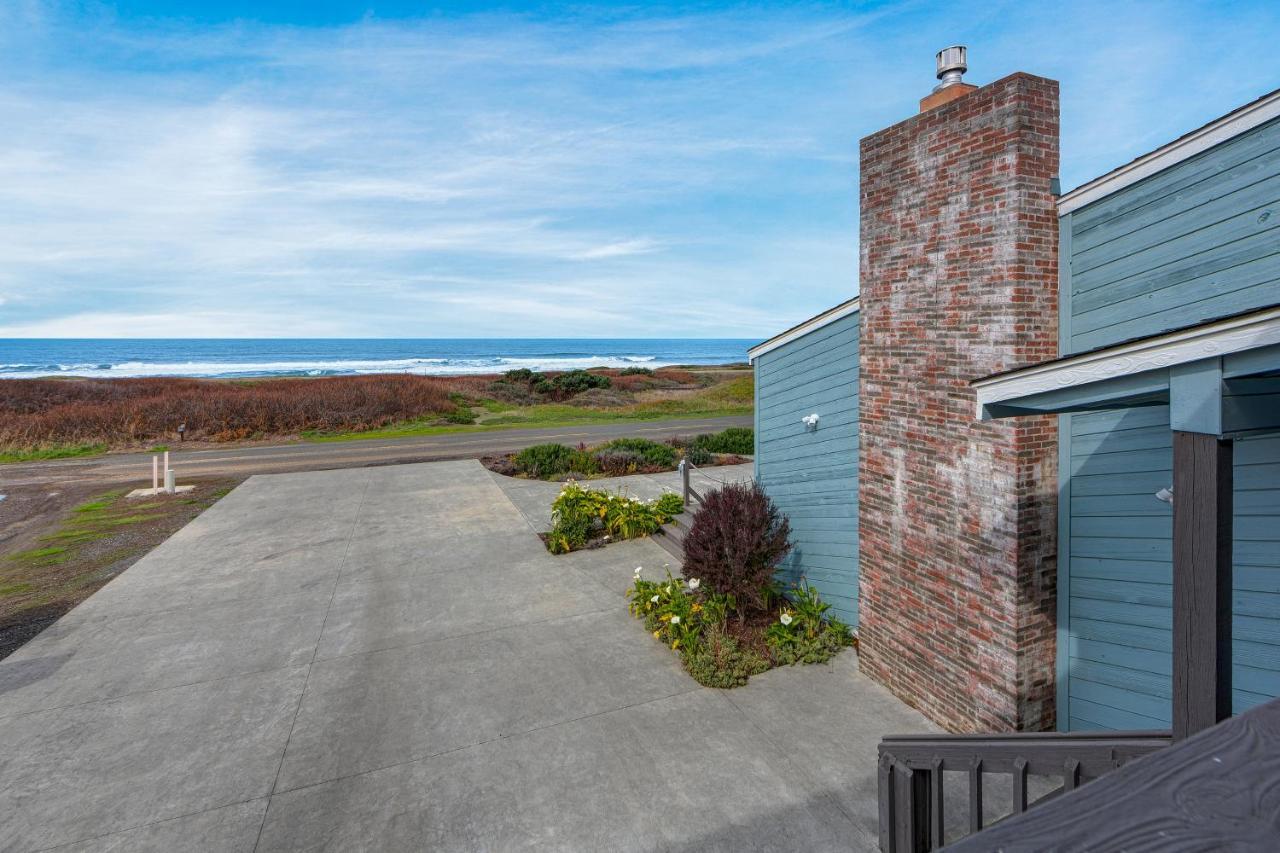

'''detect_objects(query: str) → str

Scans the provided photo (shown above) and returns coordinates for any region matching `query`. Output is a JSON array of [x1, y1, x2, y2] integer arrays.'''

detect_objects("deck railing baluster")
[[1012, 757, 1028, 814], [968, 760, 983, 834], [877, 730, 1170, 851]]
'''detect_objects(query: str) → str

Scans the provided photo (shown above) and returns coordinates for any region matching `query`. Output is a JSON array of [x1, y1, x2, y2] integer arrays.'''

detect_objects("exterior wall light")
[[802, 413, 820, 430], [1155, 487, 1174, 504]]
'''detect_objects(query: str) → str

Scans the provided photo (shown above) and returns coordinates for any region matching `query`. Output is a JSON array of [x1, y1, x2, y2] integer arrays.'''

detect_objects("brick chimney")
[[856, 58, 1061, 733]]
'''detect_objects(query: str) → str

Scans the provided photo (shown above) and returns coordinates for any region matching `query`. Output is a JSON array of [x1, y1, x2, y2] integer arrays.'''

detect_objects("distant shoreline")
[[6, 362, 753, 382], [1, 338, 756, 381]]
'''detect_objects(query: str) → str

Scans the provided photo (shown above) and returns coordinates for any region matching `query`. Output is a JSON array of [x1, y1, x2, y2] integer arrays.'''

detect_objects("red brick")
[[856, 73, 1060, 733]]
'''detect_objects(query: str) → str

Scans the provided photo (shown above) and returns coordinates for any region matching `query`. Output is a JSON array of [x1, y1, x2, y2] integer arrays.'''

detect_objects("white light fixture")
[[1155, 487, 1174, 504], [802, 413, 820, 430]]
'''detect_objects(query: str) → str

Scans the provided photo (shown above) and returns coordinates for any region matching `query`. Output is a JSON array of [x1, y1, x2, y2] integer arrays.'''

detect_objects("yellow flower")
[[671, 640, 680, 650], [691, 603, 703, 614], [660, 613, 672, 622], [652, 629, 662, 639]]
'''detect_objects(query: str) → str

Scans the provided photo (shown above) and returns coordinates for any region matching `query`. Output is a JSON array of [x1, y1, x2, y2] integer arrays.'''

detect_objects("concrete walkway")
[[0, 460, 933, 852], [493, 461, 756, 532]]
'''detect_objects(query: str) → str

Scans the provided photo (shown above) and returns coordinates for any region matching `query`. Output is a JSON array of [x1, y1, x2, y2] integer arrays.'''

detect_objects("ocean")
[[0, 339, 756, 380]]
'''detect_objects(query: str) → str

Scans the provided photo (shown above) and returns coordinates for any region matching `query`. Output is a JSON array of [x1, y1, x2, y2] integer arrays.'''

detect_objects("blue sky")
[[1, 1, 1276, 338]]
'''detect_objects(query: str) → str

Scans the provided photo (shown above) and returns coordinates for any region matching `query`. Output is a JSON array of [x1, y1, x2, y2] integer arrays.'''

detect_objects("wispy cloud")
[[0, 1, 1275, 338]]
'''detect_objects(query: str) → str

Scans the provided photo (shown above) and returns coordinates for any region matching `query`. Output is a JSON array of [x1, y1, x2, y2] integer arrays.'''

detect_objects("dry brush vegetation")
[[0, 367, 750, 455], [0, 374, 490, 449]]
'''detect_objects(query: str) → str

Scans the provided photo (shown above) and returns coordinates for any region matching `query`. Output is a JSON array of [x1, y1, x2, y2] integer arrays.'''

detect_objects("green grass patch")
[[303, 379, 755, 443], [0, 443, 107, 464], [8, 545, 71, 567]]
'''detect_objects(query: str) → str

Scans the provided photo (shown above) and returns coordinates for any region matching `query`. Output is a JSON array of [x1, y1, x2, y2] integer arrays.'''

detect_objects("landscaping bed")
[[540, 482, 685, 554], [629, 481, 853, 688], [481, 427, 752, 480]]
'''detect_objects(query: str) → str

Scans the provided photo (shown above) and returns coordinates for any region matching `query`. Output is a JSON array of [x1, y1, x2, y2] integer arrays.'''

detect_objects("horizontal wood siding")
[[754, 311, 859, 626], [1065, 408, 1280, 730], [1066, 116, 1280, 354]]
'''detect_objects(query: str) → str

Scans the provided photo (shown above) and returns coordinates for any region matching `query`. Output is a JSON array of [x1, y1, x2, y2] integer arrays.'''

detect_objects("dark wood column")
[[1171, 430, 1233, 741]]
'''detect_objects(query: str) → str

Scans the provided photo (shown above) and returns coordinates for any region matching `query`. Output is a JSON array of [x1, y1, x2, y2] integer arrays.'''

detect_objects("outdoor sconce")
[[1155, 486, 1174, 504], [802, 413, 820, 431]]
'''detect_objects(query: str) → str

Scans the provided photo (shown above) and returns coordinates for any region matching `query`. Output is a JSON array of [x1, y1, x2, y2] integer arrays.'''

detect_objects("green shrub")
[[620, 366, 654, 376], [546, 513, 593, 555], [547, 483, 663, 553], [764, 582, 854, 665], [503, 368, 542, 383], [693, 427, 754, 456], [598, 437, 677, 469], [550, 370, 611, 395], [603, 495, 662, 539], [514, 443, 576, 477], [682, 628, 771, 688], [654, 492, 684, 520], [684, 444, 713, 466], [594, 449, 644, 476], [443, 405, 475, 424], [566, 449, 600, 475]]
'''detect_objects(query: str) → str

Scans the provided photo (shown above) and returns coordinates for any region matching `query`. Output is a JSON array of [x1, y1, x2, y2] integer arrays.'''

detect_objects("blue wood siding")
[[1065, 115, 1280, 355], [754, 312, 859, 626], [1060, 120, 1280, 730], [1065, 410, 1280, 730]]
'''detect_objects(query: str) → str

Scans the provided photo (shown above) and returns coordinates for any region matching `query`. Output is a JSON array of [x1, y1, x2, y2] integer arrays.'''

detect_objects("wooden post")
[[679, 459, 690, 507], [1171, 430, 1233, 741]]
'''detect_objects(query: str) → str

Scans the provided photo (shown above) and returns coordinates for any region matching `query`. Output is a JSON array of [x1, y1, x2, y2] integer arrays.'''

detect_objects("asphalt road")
[[0, 415, 754, 488]]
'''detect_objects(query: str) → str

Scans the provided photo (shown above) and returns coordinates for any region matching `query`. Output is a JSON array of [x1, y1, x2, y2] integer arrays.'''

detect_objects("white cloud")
[[0, 1, 1276, 338]]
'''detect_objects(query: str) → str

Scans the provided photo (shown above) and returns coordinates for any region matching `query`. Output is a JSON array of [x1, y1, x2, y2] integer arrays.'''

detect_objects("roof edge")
[[748, 297, 860, 361], [1058, 88, 1280, 216]]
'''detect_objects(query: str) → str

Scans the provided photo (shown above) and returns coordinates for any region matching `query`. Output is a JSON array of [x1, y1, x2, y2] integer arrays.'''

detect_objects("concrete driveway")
[[0, 460, 932, 852]]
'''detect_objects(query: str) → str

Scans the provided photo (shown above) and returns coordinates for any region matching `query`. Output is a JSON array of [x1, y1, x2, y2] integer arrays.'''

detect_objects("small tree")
[[682, 482, 791, 617]]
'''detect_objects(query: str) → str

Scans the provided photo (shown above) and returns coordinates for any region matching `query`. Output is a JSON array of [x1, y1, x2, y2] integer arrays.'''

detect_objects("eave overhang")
[[748, 298, 859, 362], [972, 305, 1280, 436]]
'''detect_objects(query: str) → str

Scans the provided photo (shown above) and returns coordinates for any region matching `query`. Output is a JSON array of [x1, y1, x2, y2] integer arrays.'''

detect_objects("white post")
[[164, 450, 174, 494], [152, 455, 159, 492]]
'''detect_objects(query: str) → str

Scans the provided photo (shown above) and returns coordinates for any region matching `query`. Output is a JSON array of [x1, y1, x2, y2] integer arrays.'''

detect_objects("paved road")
[[0, 415, 753, 488], [0, 459, 933, 851]]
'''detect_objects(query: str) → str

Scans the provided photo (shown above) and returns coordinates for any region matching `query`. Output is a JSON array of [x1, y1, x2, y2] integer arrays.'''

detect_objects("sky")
[[0, 1, 1277, 339]]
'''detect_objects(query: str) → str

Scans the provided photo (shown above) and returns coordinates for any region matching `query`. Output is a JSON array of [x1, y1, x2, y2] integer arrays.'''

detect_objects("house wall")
[[753, 311, 860, 627], [1059, 115, 1280, 730], [1064, 116, 1280, 354], [857, 73, 1061, 733]]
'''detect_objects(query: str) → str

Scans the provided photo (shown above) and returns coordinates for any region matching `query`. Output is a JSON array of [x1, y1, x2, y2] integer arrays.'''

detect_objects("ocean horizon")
[[0, 338, 756, 380]]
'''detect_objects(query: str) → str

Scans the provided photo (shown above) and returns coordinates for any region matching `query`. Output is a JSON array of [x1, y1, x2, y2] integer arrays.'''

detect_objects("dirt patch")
[[0, 477, 241, 659]]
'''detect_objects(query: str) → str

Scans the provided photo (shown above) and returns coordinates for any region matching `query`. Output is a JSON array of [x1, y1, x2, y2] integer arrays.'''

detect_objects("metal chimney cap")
[[934, 45, 967, 90]]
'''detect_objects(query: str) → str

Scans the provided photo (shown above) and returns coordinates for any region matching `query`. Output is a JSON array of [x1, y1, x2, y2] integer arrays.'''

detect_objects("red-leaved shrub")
[[682, 482, 791, 616]]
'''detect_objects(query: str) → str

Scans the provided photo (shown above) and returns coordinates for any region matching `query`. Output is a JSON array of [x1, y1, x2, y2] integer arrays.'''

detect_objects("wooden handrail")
[[678, 459, 705, 507]]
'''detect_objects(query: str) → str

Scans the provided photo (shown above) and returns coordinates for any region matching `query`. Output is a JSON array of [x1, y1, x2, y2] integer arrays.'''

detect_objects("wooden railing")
[[677, 459, 705, 508], [877, 728, 1171, 851]]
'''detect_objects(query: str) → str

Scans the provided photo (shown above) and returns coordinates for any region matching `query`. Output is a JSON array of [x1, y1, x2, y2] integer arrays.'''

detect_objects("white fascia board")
[[748, 298, 860, 362], [973, 306, 1280, 417], [1058, 90, 1280, 216]]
